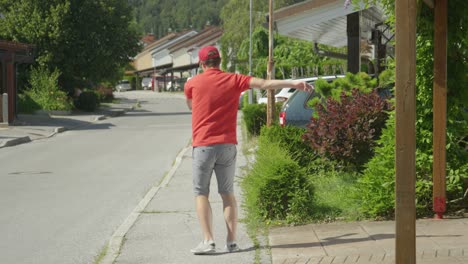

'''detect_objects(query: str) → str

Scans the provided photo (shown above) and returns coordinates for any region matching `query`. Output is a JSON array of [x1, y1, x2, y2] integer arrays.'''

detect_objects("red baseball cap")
[[198, 46, 220, 62]]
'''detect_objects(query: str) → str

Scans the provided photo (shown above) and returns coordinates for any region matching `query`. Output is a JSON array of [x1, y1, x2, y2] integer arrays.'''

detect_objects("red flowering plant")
[[302, 88, 392, 170]]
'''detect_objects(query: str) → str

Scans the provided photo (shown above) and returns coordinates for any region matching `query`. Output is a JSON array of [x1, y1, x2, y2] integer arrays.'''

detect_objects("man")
[[184, 45, 313, 255]]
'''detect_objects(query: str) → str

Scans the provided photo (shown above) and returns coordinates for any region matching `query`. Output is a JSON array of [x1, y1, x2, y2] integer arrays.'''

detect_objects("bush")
[[241, 90, 256, 110], [303, 88, 392, 170], [26, 66, 73, 111], [242, 102, 281, 136], [313, 72, 377, 100], [356, 113, 468, 219], [260, 124, 316, 169], [18, 93, 41, 114], [242, 137, 315, 224], [75, 91, 99, 112], [242, 103, 267, 136]]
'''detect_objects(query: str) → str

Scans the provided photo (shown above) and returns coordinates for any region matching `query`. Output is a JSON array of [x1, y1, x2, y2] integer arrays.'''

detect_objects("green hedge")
[[74, 91, 99, 112], [260, 125, 316, 170], [242, 102, 282, 136], [242, 131, 315, 224]]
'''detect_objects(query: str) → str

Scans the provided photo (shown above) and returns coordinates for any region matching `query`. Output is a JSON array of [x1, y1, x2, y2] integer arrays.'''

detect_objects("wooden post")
[[433, 0, 447, 219], [395, 0, 417, 263], [267, 0, 275, 126]]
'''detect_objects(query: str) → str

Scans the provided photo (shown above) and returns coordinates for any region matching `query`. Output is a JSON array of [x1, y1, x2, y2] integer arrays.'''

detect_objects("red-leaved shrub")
[[302, 88, 392, 169]]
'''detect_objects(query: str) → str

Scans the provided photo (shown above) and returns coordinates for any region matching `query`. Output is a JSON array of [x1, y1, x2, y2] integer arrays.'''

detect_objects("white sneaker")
[[225, 242, 240, 253], [191, 240, 216, 255]]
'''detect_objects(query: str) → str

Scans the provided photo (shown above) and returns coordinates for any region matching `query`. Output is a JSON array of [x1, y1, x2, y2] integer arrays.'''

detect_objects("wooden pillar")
[[395, 0, 417, 263], [347, 12, 360, 74], [433, 0, 447, 219], [267, 0, 275, 126]]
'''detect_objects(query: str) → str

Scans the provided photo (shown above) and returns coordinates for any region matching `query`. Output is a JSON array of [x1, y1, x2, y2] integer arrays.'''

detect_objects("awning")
[[274, 0, 386, 47]]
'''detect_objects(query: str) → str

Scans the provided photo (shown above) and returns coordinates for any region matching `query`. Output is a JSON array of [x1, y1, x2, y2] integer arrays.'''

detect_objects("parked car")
[[141, 77, 153, 90], [279, 76, 343, 128], [115, 80, 131, 92], [257, 77, 317, 104], [275, 87, 297, 102]]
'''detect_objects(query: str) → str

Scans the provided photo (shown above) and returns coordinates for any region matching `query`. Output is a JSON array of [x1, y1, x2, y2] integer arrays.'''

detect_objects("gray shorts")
[[192, 144, 237, 196]]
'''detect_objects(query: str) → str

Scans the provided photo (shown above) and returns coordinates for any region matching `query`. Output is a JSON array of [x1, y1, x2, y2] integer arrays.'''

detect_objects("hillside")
[[130, 0, 228, 38]]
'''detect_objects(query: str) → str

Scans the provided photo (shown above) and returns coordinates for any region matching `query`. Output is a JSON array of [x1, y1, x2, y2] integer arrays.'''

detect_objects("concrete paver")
[[269, 218, 468, 264]]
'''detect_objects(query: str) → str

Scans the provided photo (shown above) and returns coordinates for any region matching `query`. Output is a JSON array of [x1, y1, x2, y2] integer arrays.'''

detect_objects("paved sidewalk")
[[111, 120, 270, 264], [269, 218, 468, 264]]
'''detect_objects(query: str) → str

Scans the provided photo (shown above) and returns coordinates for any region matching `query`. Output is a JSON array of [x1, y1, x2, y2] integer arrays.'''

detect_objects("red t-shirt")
[[184, 68, 252, 146]]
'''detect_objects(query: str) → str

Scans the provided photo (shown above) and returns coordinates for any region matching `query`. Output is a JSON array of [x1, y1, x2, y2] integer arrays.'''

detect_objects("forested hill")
[[129, 0, 228, 38]]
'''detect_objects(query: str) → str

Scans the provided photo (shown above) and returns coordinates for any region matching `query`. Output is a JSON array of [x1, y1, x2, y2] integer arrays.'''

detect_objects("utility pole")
[[248, 0, 253, 104], [266, 0, 275, 126]]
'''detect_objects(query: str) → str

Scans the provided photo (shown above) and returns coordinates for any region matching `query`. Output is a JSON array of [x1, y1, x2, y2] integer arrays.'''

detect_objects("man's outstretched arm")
[[249, 77, 314, 92]]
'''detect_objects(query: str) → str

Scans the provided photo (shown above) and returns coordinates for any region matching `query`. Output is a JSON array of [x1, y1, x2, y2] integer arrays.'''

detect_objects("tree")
[[236, 27, 346, 78], [0, 0, 141, 91], [134, 0, 228, 38], [219, 0, 305, 72]]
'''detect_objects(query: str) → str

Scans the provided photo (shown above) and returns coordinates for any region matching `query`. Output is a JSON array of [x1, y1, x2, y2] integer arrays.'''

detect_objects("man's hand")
[[293, 81, 314, 92]]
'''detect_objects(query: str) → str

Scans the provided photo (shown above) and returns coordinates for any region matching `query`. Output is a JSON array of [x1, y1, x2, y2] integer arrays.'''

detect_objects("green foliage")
[[242, 103, 267, 136], [260, 125, 316, 170], [242, 102, 282, 136], [353, 114, 396, 219], [241, 137, 315, 224], [220, 0, 305, 71], [132, 0, 228, 37], [75, 91, 99, 112], [353, 0, 468, 218], [236, 27, 346, 77], [241, 90, 257, 110], [0, 0, 141, 90], [313, 72, 376, 100], [18, 93, 41, 114], [308, 162, 361, 221], [25, 66, 73, 111], [356, 113, 468, 219]]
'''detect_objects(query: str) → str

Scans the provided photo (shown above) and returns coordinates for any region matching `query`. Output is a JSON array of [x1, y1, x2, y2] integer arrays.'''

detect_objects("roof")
[[140, 33, 178, 53], [168, 26, 223, 52], [150, 29, 198, 55], [274, 0, 386, 47]]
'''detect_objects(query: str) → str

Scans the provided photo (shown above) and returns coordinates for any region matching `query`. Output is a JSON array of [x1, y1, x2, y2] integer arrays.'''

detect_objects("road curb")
[[55, 127, 67, 134], [0, 136, 31, 148], [100, 145, 191, 264]]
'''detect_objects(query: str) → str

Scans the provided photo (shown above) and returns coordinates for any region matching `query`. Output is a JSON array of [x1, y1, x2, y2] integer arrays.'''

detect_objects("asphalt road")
[[0, 91, 192, 264]]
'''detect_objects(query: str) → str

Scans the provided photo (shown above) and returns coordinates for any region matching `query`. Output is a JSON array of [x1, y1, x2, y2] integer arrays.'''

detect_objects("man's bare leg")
[[195, 195, 214, 241], [221, 193, 238, 242]]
